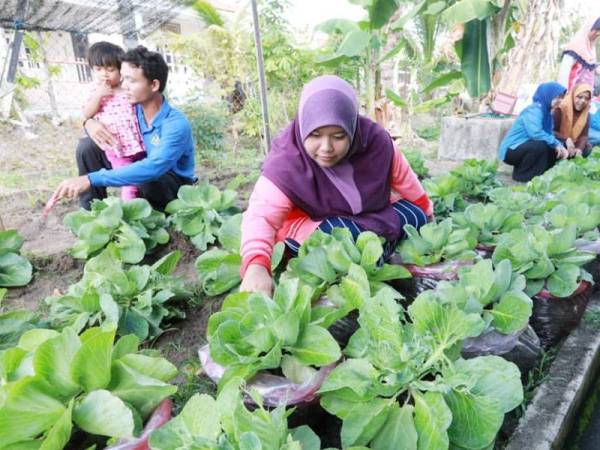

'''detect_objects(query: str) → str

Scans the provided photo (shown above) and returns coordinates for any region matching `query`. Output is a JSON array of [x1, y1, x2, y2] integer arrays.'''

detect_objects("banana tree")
[[387, 0, 510, 98], [315, 0, 402, 118], [384, 29, 462, 143]]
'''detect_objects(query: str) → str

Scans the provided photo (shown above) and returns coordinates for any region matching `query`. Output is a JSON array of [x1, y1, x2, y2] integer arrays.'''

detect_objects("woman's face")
[[574, 91, 591, 112], [303, 125, 351, 167], [551, 93, 566, 110]]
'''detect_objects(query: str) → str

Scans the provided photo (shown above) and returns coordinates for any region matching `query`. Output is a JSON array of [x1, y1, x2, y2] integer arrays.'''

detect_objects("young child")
[[83, 41, 145, 201]]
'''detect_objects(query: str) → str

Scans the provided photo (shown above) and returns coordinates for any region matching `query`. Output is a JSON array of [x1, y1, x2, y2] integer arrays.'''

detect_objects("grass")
[[0, 171, 27, 189], [519, 346, 560, 415], [0, 170, 76, 200], [415, 124, 441, 141], [565, 371, 600, 450], [171, 356, 217, 414], [584, 309, 600, 330]]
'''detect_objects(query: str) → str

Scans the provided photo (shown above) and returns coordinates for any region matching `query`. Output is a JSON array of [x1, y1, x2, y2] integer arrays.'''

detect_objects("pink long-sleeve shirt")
[[240, 144, 433, 276]]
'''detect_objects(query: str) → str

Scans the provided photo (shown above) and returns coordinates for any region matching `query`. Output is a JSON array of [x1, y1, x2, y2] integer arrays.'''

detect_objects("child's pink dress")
[[94, 91, 145, 201]]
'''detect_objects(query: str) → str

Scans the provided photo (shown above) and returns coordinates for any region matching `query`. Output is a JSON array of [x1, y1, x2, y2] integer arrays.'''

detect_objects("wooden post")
[[250, 0, 271, 154], [1, 0, 29, 118], [36, 31, 59, 120]]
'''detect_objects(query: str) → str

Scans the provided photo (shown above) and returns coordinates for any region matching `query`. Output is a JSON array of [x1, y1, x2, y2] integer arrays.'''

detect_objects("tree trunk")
[[496, 0, 563, 94], [365, 46, 375, 119], [36, 31, 59, 119], [488, 0, 512, 74]]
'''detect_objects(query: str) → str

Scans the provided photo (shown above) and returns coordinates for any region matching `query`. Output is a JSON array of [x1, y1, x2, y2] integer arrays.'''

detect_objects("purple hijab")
[[262, 75, 400, 240]]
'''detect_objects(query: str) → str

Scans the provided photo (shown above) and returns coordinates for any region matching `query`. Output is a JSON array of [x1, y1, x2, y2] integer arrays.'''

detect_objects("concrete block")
[[438, 116, 516, 160], [506, 296, 600, 450]]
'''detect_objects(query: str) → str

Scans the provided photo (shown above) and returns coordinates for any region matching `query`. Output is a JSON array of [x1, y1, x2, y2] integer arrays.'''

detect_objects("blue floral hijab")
[[531, 82, 567, 133]]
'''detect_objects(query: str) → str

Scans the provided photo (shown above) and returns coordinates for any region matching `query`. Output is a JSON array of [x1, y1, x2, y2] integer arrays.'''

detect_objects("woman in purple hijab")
[[240, 75, 432, 294]]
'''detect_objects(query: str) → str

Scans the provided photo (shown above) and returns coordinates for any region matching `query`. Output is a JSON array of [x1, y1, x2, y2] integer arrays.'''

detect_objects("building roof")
[[0, 0, 188, 35]]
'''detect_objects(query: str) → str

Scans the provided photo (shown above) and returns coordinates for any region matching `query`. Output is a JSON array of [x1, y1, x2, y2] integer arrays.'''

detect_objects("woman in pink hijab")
[[558, 18, 600, 89]]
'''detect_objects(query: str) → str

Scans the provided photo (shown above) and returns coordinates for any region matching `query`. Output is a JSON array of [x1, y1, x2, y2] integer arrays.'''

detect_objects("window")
[[70, 32, 91, 82]]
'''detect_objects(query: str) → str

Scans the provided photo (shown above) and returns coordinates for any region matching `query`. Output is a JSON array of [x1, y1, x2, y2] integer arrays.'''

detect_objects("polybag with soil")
[[386, 256, 475, 304], [105, 399, 173, 450], [198, 345, 335, 408], [461, 325, 542, 374], [530, 281, 593, 347]]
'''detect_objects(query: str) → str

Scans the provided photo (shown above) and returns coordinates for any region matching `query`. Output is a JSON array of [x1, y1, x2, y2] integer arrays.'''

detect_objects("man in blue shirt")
[[52, 46, 196, 210]]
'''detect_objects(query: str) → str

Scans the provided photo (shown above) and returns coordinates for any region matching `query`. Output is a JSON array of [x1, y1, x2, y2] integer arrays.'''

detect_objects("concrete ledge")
[[506, 295, 600, 450], [438, 116, 515, 160]]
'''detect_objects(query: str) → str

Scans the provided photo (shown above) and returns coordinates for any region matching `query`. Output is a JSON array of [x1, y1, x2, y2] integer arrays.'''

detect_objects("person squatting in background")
[[499, 82, 567, 182], [553, 83, 593, 158]]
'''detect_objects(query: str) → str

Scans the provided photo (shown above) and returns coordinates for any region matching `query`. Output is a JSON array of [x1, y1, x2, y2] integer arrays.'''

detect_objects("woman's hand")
[[84, 118, 118, 149], [555, 145, 569, 160], [565, 138, 578, 157], [239, 264, 273, 296]]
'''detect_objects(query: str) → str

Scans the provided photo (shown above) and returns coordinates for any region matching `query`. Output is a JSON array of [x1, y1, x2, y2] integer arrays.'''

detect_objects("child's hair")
[[87, 42, 125, 69], [122, 46, 169, 93]]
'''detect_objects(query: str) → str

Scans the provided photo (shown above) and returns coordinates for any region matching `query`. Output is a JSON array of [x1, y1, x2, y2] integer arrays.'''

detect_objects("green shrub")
[[415, 123, 441, 141], [402, 147, 430, 179], [181, 101, 229, 153]]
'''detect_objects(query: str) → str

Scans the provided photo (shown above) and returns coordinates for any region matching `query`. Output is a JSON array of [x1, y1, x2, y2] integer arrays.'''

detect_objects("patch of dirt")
[[156, 294, 226, 369], [145, 230, 200, 278], [2, 192, 79, 257], [2, 193, 83, 313], [4, 253, 84, 313]]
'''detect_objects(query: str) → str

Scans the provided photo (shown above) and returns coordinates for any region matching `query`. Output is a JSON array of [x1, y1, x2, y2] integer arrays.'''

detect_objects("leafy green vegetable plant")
[[64, 198, 169, 263], [0, 229, 32, 287], [149, 378, 321, 450], [46, 250, 191, 341], [195, 214, 285, 296], [0, 309, 45, 350], [492, 225, 595, 297], [285, 228, 410, 294], [544, 203, 600, 239], [0, 326, 177, 449], [450, 158, 501, 200], [451, 203, 523, 247], [318, 287, 523, 450], [526, 160, 588, 197], [207, 277, 341, 388], [397, 218, 477, 266], [425, 259, 533, 335], [166, 182, 239, 251], [423, 174, 467, 217], [487, 187, 536, 215], [195, 214, 244, 297], [401, 147, 429, 179], [572, 150, 600, 179]]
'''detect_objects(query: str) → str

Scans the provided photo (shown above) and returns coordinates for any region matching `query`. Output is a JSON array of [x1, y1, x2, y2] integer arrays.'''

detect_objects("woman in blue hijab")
[[499, 82, 568, 181]]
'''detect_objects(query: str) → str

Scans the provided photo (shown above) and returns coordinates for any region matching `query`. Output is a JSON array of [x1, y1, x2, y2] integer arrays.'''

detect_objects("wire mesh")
[[0, 0, 188, 36]]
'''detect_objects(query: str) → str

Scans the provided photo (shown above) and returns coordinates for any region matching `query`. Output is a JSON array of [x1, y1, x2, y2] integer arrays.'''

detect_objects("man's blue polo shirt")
[[88, 97, 196, 187]]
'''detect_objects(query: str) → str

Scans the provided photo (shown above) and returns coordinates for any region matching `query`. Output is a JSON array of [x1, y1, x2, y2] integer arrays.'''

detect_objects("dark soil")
[[155, 294, 225, 369]]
